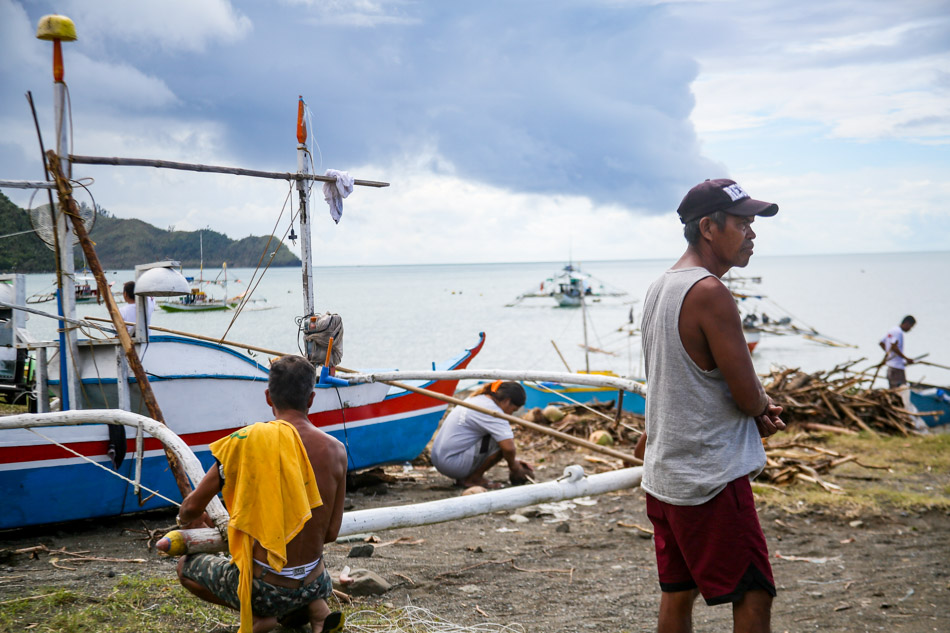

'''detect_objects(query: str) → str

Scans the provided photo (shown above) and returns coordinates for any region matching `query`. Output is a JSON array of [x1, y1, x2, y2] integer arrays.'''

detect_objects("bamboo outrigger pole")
[[68, 154, 389, 188], [36, 14, 193, 498]]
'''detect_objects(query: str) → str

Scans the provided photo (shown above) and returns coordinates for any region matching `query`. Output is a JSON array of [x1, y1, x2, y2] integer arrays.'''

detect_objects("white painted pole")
[[115, 348, 130, 411], [343, 368, 646, 397], [53, 78, 80, 410], [296, 98, 315, 319], [34, 347, 49, 413]]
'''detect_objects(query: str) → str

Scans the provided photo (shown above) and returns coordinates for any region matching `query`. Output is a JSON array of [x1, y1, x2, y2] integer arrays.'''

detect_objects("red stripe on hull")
[[1, 334, 485, 466]]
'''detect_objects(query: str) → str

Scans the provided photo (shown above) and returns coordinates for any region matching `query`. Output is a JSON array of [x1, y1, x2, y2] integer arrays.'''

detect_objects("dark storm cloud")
[[58, 1, 716, 214]]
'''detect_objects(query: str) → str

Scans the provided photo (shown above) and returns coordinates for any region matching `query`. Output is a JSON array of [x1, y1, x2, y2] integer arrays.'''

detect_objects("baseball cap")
[[676, 178, 778, 224]]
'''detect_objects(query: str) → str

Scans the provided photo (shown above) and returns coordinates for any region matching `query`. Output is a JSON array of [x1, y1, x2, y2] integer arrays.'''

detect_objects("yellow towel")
[[210, 420, 322, 633]]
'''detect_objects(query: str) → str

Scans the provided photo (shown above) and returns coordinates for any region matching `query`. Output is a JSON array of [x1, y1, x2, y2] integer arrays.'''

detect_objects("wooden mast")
[[36, 15, 193, 498], [296, 97, 315, 322]]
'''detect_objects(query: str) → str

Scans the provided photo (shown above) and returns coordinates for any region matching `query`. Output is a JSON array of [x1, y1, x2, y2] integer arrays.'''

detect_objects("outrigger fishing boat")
[[508, 262, 628, 308], [27, 268, 110, 305], [0, 17, 486, 530], [725, 274, 854, 354], [158, 234, 237, 312]]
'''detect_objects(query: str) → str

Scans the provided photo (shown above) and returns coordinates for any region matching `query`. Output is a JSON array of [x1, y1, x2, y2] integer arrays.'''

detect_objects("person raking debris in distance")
[[635, 178, 786, 633], [879, 315, 917, 389], [430, 380, 534, 489], [175, 355, 346, 633]]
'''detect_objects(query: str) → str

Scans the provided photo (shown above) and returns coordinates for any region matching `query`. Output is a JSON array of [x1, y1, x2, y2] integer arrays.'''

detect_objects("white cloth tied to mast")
[[322, 169, 354, 223]]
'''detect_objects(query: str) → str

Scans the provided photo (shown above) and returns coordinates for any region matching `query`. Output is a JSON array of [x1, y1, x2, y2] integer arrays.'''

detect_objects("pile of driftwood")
[[517, 400, 643, 456], [761, 361, 924, 436], [509, 368, 910, 491], [758, 432, 888, 492]]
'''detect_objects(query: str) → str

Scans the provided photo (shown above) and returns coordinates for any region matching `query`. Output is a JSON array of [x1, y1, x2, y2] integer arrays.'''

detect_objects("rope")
[[0, 229, 40, 240], [304, 101, 323, 173], [26, 428, 181, 506], [220, 184, 297, 341]]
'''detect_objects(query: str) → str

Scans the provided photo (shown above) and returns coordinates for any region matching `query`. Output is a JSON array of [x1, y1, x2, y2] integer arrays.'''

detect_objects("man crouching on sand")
[[175, 355, 347, 633], [638, 179, 786, 633]]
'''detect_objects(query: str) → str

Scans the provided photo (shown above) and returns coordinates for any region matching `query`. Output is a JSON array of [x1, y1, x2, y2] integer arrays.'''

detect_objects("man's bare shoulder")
[[298, 424, 343, 450], [322, 431, 347, 464], [683, 275, 731, 307]]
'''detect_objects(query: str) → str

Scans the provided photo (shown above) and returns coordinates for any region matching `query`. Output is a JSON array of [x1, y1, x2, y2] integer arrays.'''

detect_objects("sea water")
[[17, 251, 950, 388]]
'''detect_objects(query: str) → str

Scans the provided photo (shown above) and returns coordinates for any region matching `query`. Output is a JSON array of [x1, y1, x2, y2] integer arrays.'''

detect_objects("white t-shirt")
[[119, 297, 155, 334], [881, 326, 906, 370], [430, 394, 514, 477]]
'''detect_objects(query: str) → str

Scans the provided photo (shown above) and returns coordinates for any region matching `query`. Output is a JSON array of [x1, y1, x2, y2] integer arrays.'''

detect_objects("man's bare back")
[[263, 421, 347, 567]]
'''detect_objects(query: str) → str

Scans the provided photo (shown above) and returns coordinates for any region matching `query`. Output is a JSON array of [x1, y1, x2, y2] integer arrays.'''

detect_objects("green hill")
[[0, 192, 300, 272]]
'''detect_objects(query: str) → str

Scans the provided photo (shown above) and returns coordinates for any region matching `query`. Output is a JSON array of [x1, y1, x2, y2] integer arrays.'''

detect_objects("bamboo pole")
[[377, 379, 641, 464], [68, 154, 389, 188], [84, 317, 642, 464], [47, 151, 193, 499], [85, 317, 286, 357], [551, 340, 572, 372]]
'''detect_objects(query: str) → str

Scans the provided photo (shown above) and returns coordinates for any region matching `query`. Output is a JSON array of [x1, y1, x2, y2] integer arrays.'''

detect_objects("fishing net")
[[304, 312, 344, 366], [28, 201, 95, 249], [346, 605, 526, 633]]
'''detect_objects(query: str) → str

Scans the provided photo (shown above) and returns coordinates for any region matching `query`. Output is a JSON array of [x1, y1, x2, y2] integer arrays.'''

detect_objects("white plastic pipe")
[[338, 465, 642, 536], [343, 369, 646, 397], [156, 465, 642, 554]]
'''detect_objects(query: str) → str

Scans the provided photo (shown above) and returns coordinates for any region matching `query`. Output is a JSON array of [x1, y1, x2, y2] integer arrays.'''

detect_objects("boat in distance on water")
[[158, 247, 237, 312], [157, 288, 237, 312], [508, 263, 629, 308], [26, 269, 112, 306]]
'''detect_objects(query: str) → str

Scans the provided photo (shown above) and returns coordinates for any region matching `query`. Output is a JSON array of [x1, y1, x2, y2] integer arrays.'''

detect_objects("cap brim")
[[729, 197, 778, 217]]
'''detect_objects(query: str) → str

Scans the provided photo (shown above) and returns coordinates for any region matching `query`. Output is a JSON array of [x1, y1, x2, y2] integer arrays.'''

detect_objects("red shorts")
[[646, 476, 775, 605]]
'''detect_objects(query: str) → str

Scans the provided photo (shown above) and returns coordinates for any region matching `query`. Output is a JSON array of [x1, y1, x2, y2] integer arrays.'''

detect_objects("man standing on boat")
[[879, 315, 917, 389], [118, 281, 155, 335], [431, 380, 534, 488], [175, 355, 346, 633], [638, 178, 785, 633]]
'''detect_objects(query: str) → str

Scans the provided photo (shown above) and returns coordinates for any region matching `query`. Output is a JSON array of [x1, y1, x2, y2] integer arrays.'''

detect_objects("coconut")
[[542, 405, 566, 423], [589, 429, 614, 446]]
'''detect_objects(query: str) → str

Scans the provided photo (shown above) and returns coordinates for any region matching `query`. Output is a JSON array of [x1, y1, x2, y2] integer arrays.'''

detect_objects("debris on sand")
[[502, 364, 921, 492]]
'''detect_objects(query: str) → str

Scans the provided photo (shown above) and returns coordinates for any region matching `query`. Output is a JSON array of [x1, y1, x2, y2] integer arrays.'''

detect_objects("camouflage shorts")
[[180, 553, 333, 618]]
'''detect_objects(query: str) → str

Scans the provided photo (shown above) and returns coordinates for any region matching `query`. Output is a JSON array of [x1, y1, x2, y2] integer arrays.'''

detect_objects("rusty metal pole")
[[45, 150, 193, 498]]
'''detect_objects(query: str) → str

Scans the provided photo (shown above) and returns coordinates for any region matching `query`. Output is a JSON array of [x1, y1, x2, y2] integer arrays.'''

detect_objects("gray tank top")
[[640, 267, 765, 505]]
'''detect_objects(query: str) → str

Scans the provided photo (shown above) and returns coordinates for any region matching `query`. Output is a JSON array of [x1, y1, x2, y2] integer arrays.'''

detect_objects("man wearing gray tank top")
[[637, 179, 786, 633]]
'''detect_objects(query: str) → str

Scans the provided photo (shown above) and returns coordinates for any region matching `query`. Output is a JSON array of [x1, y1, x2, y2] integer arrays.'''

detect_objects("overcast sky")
[[1, 0, 948, 265]]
